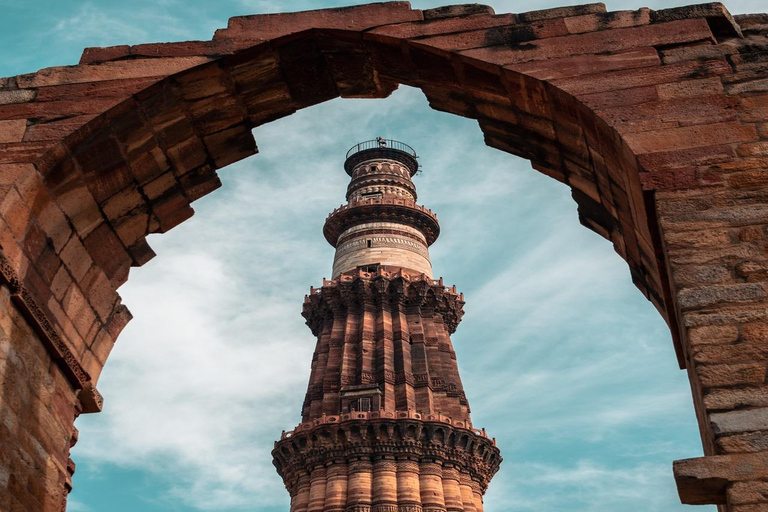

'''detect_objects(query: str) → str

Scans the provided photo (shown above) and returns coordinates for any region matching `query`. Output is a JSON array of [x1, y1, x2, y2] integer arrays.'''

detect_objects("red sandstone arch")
[[1, 2, 767, 510]]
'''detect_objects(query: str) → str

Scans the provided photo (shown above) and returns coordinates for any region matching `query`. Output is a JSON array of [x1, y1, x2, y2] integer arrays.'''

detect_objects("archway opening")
[[67, 85, 707, 512]]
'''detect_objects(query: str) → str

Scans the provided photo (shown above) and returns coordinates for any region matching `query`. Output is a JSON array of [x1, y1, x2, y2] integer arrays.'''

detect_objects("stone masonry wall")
[[0, 2, 766, 510]]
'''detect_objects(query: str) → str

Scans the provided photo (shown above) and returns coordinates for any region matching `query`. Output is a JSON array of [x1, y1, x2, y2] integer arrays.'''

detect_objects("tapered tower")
[[273, 139, 501, 512]]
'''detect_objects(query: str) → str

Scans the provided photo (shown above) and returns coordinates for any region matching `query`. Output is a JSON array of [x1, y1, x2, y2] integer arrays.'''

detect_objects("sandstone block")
[[684, 305, 768, 327], [554, 58, 730, 96], [736, 262, 768, 283], [738, 94, 768, 123], [202, 124, 257, 168], [580, 85, 659, 109], [674, 264, 732, 286], [0, 120, 26, 143], [726, 79, 768, 95], [711, 408, 768, 435], [79, 266, 117, 322], [368, 13, 516, 41], [214, 3, 422, 41], [423, 4, 495, 19], [661, 43, 736, 64], [728, 171, 768, 189], [101, 187, 144, 221], [718, 431, 768, 453], [705, 387, 768, 410], [509, 48, 659, 80], [675, 451, 768, 504], [744, 324, 768, 344], [462, 18, 713, 65], [695, 340, 768, 363], [415, 18, 569, 52], [82, 224, 131, 287], [519, 3, 606, 22], [17, 57, 211, 88], [652, 3, 742, 37], [625, 121, 758, 155], [665, 229, 731, 249], [678, 283, 767, 310], [731, 503, 768, 512], [688, 325, 739, 345], [596, 95, 739, 134], [657, 77, 724, 100], [79, 45, 131, 64], [61, 282, 97, 340], [103, 303, 132, 342], [698, 363, 766, 388], [150, 193, 193, 234], [0, 90, 35, 106], [34, 77, 158, 102], [563, 9, 652, 34]]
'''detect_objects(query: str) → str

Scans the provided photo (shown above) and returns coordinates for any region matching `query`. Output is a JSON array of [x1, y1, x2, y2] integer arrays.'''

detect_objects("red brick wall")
[[0, 2, 766, 510]]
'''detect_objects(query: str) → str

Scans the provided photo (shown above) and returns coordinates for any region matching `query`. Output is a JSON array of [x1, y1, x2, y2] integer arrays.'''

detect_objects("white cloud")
[[486, 459, 680, 511], [64, 499, 90, 512]]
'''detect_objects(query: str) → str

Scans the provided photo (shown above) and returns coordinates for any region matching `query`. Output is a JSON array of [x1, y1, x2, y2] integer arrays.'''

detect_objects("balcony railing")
[[345, 138, 417, 159]]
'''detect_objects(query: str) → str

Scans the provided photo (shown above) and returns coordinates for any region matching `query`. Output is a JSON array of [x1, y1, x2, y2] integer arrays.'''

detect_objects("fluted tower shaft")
[[273, 139, 501, 512]]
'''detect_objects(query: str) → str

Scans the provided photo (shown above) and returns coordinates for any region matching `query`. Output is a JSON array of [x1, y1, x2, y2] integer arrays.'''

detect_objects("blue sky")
[[3, 1, 762, 511]]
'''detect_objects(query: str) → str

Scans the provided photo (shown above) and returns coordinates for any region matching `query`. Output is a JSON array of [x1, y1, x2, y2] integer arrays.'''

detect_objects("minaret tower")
[[273, 139, 501, 512]]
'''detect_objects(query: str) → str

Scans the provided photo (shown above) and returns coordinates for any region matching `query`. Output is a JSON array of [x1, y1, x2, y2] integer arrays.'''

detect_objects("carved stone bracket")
[[273, 417, 501, 494], [303, 270, 465, 336]]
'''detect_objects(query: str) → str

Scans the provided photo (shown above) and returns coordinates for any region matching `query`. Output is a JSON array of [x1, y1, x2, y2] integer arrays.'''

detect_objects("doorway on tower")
[[340, 384, 382, 414], [358, 263, 380, 273]]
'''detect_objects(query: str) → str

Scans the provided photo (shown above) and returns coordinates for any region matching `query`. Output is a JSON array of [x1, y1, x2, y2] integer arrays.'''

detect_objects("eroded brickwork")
[[0, 2, 766, 510]]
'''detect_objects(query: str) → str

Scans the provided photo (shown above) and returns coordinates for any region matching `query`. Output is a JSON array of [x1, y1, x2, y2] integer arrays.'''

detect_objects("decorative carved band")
[[273, 418, 501, 495], [324, 196, 440, 247], [0, 251, 93, 397], [304, 272, 464, 337], [336, 228, 427, 248]]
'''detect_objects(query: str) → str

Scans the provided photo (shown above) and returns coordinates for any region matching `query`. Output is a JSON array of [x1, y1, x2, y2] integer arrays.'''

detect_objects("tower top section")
[[344, 137, 419, 176], [326, 137, 437, 279]]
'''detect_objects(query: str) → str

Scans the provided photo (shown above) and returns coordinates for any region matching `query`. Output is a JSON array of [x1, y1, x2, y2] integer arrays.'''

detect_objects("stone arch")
[[0, 2, 767, 511]]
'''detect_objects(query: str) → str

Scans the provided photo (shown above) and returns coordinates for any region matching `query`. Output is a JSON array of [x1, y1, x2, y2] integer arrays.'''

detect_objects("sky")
[[2, 0, 764, 511]]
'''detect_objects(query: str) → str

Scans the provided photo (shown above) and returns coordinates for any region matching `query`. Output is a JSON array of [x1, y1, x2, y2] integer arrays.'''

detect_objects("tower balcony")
[[323, 195, 440, 247], [344, 138, 419, 176]]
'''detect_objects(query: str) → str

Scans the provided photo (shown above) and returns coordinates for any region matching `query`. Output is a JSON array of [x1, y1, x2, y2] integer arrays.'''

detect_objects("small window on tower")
[[367, 239, 372, 248]]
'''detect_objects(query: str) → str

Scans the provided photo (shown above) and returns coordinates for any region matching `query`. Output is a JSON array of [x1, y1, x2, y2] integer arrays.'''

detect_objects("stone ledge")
[[651, 2, 742, 38], [675, 451, 768, 504], [423, 4, 495, 20]]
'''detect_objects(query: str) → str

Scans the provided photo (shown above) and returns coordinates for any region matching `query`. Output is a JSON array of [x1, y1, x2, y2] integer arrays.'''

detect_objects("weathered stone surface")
[[698, 363, 767, 388], [705, 387, 768, 410], [0, 120, 26, 143], [652, 3, 742, 38], [461, 19, 713, 65], [729, 481, 768, 505], [519, 3, 606, 22], [0, 3, 764, 511], [678, 283, 767, 310], [675, 452, 768, 504], [423, 4, 495, 19], [0, 89, 35, 105], [689, 325, 739, 345], [719, 432, 768, 453], [16, 57, 211, 88], [711, 408, 768, 434], [214, 2, 422, 41]]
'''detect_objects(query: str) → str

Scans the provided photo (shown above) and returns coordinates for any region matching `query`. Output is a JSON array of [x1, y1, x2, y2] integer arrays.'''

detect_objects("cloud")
[[71, 76, 713, 512], [64, 499, 90, 512], [485, 459, 681, 511]]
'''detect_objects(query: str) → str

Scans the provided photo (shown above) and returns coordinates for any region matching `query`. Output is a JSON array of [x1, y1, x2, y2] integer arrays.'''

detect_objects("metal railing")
[[346, 138, 417, 159]]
